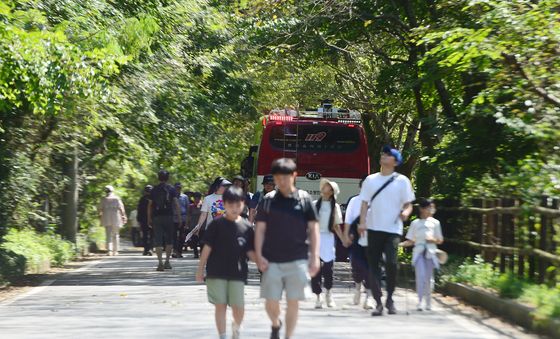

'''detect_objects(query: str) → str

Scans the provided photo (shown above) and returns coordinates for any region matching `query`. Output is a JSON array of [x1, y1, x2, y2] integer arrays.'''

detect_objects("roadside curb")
[[441, 282, 560, 338]]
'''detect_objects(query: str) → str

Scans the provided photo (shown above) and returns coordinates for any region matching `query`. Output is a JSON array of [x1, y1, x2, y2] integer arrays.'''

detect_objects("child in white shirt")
[[400, 198, 443, 311]]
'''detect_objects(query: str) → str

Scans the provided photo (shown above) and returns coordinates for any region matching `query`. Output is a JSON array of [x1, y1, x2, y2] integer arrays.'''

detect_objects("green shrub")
[[1, 228, 51, 273], [0, 249, 26, 284], [451, 255, 498, 289], [496, 272, 525, 299], [520, 284, 560, 320], [43, 233, 75, 266], [0, 228, 76, 276]]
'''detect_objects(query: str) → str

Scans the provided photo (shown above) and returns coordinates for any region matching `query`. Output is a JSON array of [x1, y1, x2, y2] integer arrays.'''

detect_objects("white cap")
[[319, 178, 340, 199]]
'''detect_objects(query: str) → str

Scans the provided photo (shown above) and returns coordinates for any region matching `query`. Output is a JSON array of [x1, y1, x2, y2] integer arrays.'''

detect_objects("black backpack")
[[153, 184, 173, 212]]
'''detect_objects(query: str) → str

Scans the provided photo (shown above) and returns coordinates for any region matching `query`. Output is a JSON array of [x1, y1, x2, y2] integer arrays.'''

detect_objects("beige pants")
[[105, 225, 120, 254]]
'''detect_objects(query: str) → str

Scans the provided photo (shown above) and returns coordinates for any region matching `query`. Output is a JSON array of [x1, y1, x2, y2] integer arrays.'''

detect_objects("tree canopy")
[[0, 0, 558, 241]]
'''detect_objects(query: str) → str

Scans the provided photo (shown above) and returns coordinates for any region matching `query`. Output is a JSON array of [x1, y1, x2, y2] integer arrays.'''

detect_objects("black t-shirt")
[[136, 196, 150, 225], [255, 189, 318, 263], [202, 217, 255, 282], [149, 183, 177, 217]]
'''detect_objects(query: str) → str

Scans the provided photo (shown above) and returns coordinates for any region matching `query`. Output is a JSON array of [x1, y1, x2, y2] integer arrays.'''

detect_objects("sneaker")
[[425, 300, 432, 311], [416, 303, 423, 311], [325, 290, 336, 308], [363, 297, 374, 310], [353, 284, 361, 305], [314, 294, 323, 309], [386, 300, 397, 315], [371, 303, 383, 316], [171, 253, 178, 258], [270, 320, 282, 339], [164, 261, 172, 270], [232, 321, 241, 339], [112, 252, 118, 256], [156, 263, 164, 271]]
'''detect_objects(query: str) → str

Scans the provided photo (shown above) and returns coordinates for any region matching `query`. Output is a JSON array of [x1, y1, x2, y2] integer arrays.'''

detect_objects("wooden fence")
[[435, 197, 560, 285]]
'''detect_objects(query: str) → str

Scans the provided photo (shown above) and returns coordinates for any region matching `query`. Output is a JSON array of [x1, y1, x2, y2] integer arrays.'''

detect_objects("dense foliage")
[[0, 0, 558, 252]]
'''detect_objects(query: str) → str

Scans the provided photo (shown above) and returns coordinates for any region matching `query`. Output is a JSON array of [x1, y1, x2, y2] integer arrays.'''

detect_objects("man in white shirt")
[[358, 146, 415, 316]]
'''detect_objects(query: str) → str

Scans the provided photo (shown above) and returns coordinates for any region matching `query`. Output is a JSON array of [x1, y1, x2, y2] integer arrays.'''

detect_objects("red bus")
[[241, 103, 370, 209]]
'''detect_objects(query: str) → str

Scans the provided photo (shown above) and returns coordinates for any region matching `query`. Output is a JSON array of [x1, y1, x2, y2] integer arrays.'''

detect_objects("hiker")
[[358, 145, 415, 316], [186, 192, 203, 258], [194, 177, 232, 247], [196, 186, 256, 339], [341, 177, 374, 309], [248, 175, 275, 224], [173, 183, 190, 258], [232, 175, 253, 220], [312, 179, 344, 309], [148, 170, 182, 271], [98, 185, 127, 256], [137, 185, 153, 256], [399, 198, 444, 311], [255, 158, 320, 339]]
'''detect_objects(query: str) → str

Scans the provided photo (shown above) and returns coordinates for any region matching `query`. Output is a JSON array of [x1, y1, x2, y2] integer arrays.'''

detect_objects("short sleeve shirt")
[[202, 217, 255, 282], [358, 173, 415, 235], [313, 200, 343, 233], [255, 189, 318, 263], [201, 193, 225, 228]]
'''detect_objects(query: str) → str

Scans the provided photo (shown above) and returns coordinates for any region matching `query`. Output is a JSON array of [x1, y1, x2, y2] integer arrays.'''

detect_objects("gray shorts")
[[152, 215, 174, 247], [260, 260, 310, 301]]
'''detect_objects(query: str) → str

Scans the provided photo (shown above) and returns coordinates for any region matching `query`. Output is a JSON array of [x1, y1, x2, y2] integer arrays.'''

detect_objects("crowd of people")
[[96, 146, 446, 339]]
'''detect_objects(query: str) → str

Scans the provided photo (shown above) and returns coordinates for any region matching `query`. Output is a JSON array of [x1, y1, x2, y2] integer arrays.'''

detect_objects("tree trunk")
[[61, 146, 79, 243]]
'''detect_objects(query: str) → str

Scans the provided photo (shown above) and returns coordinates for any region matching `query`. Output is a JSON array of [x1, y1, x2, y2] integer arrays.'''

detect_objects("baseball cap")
[[382, 145, 403, 165]]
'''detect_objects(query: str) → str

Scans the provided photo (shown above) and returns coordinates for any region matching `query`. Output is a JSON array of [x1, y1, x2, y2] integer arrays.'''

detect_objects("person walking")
[[148, 170, 182, 271], [196, 186, 256, 339], [173, 182, 189, 258], [255, 158, 320, 339], [98, 185, 127, 256], [341, 177, 375, 310], [232, 175, 253, 220], [194, 177, 232, 245], [248, 175, 275, 224], [312, 179, 343, 309], [187, 192, 203, 258], [399, 198, 444, 311], [358, 146, 415, 316], [137, 185, 153, 256]]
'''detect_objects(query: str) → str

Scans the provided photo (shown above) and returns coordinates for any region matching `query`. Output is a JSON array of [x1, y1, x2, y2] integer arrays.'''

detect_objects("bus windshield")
[[269, 124, 360, 153]]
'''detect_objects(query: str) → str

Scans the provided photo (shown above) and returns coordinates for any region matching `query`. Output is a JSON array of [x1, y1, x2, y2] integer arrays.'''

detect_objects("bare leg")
[[265, 300, 281, 327], [165, 244, 173, 261], [156, 247, 164, 264], [285, 299, 299, 338], [232, 305, 245, 326], [214, 304, 227, 336]]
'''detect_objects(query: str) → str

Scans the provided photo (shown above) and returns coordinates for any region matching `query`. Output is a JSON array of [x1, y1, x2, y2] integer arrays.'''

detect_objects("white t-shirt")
[[201, 193, 225, 228], [345, 195, 368, 246], [313, 199, 343, 233], [406, 217, 443, 266], [358, 172, 415, 235]]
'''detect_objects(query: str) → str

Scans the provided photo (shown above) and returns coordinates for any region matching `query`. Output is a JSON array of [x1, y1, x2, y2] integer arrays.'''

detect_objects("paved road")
[[0, 247, 538, 339]]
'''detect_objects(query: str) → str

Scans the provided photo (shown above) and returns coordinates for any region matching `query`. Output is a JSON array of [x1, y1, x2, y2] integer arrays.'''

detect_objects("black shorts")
[[152, 215, 174, 247]]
